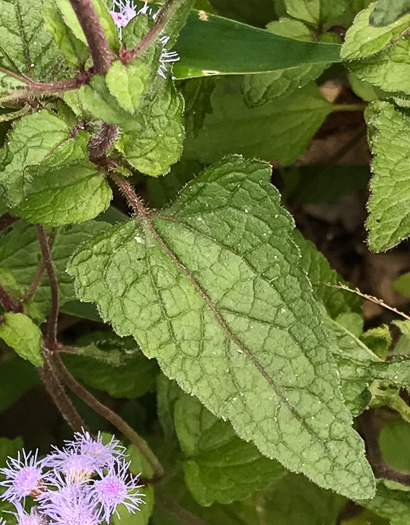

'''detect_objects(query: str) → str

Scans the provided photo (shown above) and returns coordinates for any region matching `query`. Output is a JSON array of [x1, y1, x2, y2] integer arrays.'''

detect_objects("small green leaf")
[[175, 394, 284, 506], [115, 77, 184, 176], [284, 0, 348, 26], [12, 160, 112, 226], [184, 78, 334, 165], [370, 0, 410, 26], [379, 420, 410, 472], [173, 10, 341, 78], [0, 110, 77, 207], [53, 0, 120, 52], [0, 313, 43, 366], [68, 156, 375, 499], [64, 332, 159, 398], [342, 2, 410, 60], [106, 61, 151, 114], [365, 101, 410, 251], [361, 325, 391, 359], [0, 358, 40, 414], [44, 0, 89, 68]]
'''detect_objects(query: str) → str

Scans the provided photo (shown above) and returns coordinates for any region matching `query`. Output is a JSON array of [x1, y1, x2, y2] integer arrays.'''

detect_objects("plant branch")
[[123, 0, 189, 64], [22, 261, 46, 303], [35, 225, 59, 350], [110, 172, 148, 217], [0, 283, 23, 313], [0, 213, 19, 232], [51, 352, 164, 479], [40, 351, 87, 432], [68, 0, 112, 75]]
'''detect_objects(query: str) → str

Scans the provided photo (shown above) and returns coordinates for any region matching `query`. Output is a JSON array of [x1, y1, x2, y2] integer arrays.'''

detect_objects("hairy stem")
[[69, 0, 112, 74], [22, 261, 46, 303], [110, 172, 148, 217], [126, 0, 190, 63], [40, 351, 87, 432], [35, 225, 59, 350], [88, 122, 119, 162], [52, 352, 164, 479], [0, 283, 23, 313]]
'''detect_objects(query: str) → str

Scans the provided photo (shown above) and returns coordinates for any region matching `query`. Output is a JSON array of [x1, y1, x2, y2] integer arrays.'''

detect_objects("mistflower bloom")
[[66, 430, 125, 469], [110, 0, 180, 77], [92, 459, 144, 522], [44, 448, 97, 482], [38, 482, 99, 525], [0, 450, 44, 503], [13, 508, 47, 525]]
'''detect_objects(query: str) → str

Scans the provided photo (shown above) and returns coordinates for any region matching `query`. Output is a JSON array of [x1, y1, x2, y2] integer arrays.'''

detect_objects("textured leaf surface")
[[0, 220, 111, 318], [12, 160, 112, 226], [68, 157, 375, 498], [370, 0, 410, 25], [173, 10, 341, 78], [348, 38, 410, 94], [365, 101, 410, 251], [0, 0, 61, 80], [0, 313, 43, 366], [106, 61, 151, 115], [184, 78, 334, 165], [116, 77, 184, 176], [364, 482, 410, 525], [242, 19, 329, 108], [0, 111, 76, 207], [174, 394, 284, 505], [64, 332, 159, 398], [342, 2, 410, 60]]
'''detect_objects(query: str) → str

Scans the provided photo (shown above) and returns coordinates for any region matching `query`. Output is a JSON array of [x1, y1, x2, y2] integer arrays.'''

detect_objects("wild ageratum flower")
[[44, 447, 97, 483], [0, 450, 44, 503], [13, 507, 47, 525], [66, 430, 126, 469], [92, 459, 144, 522], [110, 0, 180, 77]]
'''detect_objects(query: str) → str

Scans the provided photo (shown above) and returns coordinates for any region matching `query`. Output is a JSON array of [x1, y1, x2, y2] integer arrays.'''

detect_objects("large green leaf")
[[173, 10, 341, 78], [184, 78, 334, 165], [0, 0, 62, 81], [342, 2, 410, 60], [208, 0, 276, 26], [174, 394, 285, 506], [0, 313, 43, 366], [364, 482, 410, 525], [379, 420, 410, 472], [0, 358, 40, 414], [68, 157, 375, 499], [365, 101, 410, 251], [12, 159, 112, 226], [284, 0, 348, 26]]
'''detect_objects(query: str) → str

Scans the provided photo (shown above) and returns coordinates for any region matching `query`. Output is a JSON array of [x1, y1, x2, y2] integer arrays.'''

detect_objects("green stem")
[[389, 394, 410, 424], [333, 103, 367, 112]]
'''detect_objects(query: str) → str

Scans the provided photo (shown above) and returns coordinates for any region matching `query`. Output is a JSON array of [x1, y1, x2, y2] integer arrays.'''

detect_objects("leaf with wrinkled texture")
[[364, 482, 410, 525], [115, 77, 184, 176], [284, 0, 348, 26], [342, 2, 410, 60], [0, 110, 80, 208], [370, 0, 410, 25], [106, 61, 151, 115], [0, 0, 62, 81], [174, 393, 285, 505], [184, 78, 334, 165], [242, 18, 329, 108], [12, 160, 112, 226], [365, 101, 410, 251], [0, 313, 43, 366], [64, 332, 159, 398], [68, 156, 375, 499]]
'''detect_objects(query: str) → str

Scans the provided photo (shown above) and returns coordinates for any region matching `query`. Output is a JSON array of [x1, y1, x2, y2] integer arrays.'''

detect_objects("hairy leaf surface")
[[68, 157, 375, 498], [365, 101, 410, 251], [0, 313, 43, 366]]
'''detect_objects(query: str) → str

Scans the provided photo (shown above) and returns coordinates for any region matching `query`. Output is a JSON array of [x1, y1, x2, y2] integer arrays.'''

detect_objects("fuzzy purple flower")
[[0, 450, 44, 503], [67, 430, 125, 469], [14, 508, 47, 525], [92, 459, 144, 522]]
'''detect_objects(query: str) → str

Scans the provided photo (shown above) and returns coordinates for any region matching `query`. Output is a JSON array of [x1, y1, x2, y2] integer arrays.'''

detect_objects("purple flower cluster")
[[0, 431, 144, 525], [110, 0, 180, 77]]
